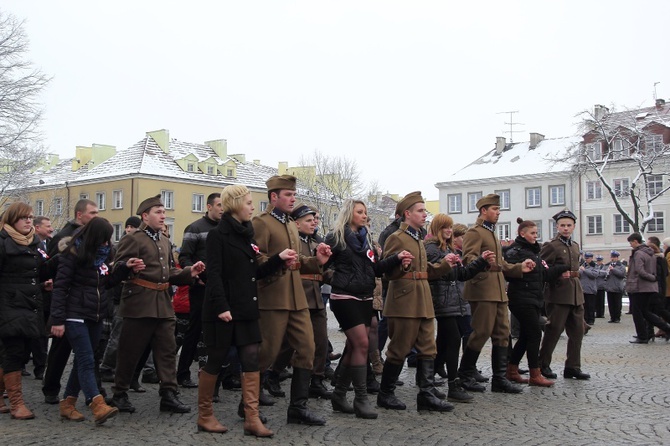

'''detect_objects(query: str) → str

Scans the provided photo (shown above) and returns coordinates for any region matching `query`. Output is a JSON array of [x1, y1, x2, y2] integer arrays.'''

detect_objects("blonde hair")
[[429, 213, 454, 251], [221, 185, 250, 214], [331, 199, 367, 249]]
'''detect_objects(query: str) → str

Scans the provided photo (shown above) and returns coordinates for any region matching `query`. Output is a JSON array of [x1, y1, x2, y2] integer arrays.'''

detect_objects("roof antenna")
[[497, 110, 523, 143]]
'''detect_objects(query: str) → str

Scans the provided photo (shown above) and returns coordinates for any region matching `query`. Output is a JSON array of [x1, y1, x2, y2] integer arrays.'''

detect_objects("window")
[[95, 192, 106, 210], [495, 190, 510, 210], [260, 201, 268, 212], [165, 218, 175, 239], [113, 223, 123, 242], [645, 134, 664, 154], [648, 211, 665, 233], [207, 165, 215, 174], [647, 174, 664, 196], [585, 141, 603, 161], [548, 219, 557, 239], [612, 139, 630, 159], [161, 190, 174, 210], [226, 168, 234, 177], [79, 193, 89, 200], [533, 220, 543, 241], [497, 223, 511, 241], [187, 163, 195, 172], [467, 192, 482, 213], [54, 198, 63, 216], [525, 187, 541, 208], [35, 200, 44, 216], [586, 181, 602, 200], [447, 194, 462, 214], [549, 185, 565, 206], [112, 190, 123, 209], [613, 178, 629, 197], [192, 194, 205, 212], [587, 215, 603, 235], [613, 214, 630, 234]]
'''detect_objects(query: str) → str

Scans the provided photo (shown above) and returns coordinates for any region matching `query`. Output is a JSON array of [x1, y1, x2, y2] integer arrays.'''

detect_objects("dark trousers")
[[596, 290, 606, 317], [539, 303, 584, 369], [42, 334, 72, 397], [509, 305, 543, 369], [630, 292, 668, 340], [113, 318, 178, 394], [583, 293, 597, 325], [435, 316, 462, 380], [29, 334, 48, 376], [607, 292, 623, 322], [176, 287, 204, 382], [1, 336, 32, 373]]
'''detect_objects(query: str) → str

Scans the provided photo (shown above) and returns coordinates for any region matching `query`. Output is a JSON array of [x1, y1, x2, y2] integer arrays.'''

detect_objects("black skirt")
[[202, 319, 261, 348], [330, 299, 373, 331]]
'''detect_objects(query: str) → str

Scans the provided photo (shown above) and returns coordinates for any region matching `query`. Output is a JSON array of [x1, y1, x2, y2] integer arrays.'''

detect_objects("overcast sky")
[[3, 0, 669, 200]]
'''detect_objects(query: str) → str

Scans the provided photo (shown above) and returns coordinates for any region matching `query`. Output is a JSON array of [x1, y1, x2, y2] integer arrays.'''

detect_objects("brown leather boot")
[[4, 371, 34, 419], [0, 368, 9, 414], [529, 368, 555, 387], [242, 371, 273, 437], [197, 371, 227, 433], [89, 395, 118, 424], [505, 364, 529, 384], [60, 396, 85, 421]]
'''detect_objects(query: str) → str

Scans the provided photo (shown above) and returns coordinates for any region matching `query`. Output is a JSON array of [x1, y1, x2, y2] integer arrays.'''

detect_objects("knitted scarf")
[[3, 223, 35, 246]]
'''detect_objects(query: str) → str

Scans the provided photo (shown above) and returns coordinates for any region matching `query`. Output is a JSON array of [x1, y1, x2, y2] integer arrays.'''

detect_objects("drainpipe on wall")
[[65, 181, 71, 222], [578, 172, 583, 247]]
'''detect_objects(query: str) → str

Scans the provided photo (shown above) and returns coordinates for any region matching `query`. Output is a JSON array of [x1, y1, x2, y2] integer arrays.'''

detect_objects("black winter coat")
[[203, 214, 283, 322], [425, 240, 487, 317], [504, 236, 569, 308], [50, 246, 130, 325], [325, 232, 401, 298], [0, 229, 49, 339]]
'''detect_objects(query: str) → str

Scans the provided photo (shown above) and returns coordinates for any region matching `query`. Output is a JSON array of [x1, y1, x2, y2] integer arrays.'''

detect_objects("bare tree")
[[0, 10, 51, 200], [564, 104, 670, 233]]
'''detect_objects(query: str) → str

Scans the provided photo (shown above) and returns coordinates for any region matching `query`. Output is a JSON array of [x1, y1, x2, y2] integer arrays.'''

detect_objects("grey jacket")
[[595, 263, 607, 290], [625, 245, 658, 294], [579, 263, 601, 295], [603, 261, 626, 293]]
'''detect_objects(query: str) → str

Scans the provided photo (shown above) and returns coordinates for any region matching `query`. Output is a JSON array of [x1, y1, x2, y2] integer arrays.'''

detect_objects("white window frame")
[[467, 192, 482, 213], [260, 201, 268, 212], [161, 190, 174, 210], [497, 222, 511, 242], [447, 194, 462, 214], [54, 198, 63, 216], [112, 190, 123, 209], [648, 211, 665, 233], [495, 189, 510, 211], [613, 214, 630, 234], [549, 185, 565, 206], [613, 178, 630, 198], [226, 168, 234, 177], [113, 223, 123, 242], [548, 219, 557, 239], [533, 220, 543, 241], [79, 193, 89, 200], [586, 141, 603, 161], [525, 187, 541, 208], [586, 181, 602, 200], [165, 217, 175, 239], [587, 215, 603, 235], [612, 139, 630, 159], [645, 134, 664, 154], [192, 193, 205, 213], [647, 174, 664, 196], [35, 200, 44, 216], [207, 165, 215, 174], [187, 163, 195, 172], [95, 192, 106, 211]]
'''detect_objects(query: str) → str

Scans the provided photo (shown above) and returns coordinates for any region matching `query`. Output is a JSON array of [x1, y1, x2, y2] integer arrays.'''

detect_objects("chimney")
[[278, 161, 288, 175], [253, 159, 260, 165], [656, 98, 666, 109], [147, 129, 170, 153], [529, 132, 545, 149], [230, 154, 246, 163], [205, 139, 227, 159], [495, 137, 506, 154], [593, 104, 609, 121]]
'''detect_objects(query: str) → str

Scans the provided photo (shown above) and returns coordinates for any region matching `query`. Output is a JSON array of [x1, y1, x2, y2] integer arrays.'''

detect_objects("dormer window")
[[585, 142, 603, 161], [187, 163, 195, 172], [226, 168, 234, 177], [207, 165, 214, 174]]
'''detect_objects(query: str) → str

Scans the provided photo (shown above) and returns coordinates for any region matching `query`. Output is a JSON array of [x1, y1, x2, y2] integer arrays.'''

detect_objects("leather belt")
[[488, 265, 502, 272], [129, 278, 170, 291], [288, 262, 302, 271], [300, 274, 323, 281], [570, 271, 580, 278], [400, 271, 428, 280]]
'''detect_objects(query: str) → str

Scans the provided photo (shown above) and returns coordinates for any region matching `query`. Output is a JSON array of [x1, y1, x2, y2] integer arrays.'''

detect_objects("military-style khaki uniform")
[[382, 223, 451, 365], [538, 235, 585, 370], [461, 218, 523, 351], [253, 209, 321, 371]]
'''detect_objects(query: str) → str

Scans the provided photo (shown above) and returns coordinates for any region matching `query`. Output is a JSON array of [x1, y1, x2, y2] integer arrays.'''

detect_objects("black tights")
[[435, 316, 462, 381], [203, 343, 259, 375], [508, 305, 542, 369]]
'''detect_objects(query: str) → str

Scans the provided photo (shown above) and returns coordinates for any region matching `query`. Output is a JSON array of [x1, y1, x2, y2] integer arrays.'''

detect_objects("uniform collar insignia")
[[482, 221, 495, 232], [559, 235, 572, 246], [299, 233, 309, 244], [405, 225, 420, 241], [270, 208, 287, 224], [144, 227, 160, 241]]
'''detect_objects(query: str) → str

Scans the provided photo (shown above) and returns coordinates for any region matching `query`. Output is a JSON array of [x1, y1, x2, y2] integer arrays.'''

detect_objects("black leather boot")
[[490, 346, 523, 394], [563, 368, 591, 380], [237, 397, 268, 423], [264, 370, 285, 397], [416, 359, 453, 412], [447, 378, 473, 403], [309, 375, 333, 399], [458, 348, 485, 392], [376, 362, 406, 410], [331, 365, 354, 414], [286, 367, 326, 425], [259, 372, 276, 406], [159, 389, 191, 413], [366, 363, 380, 394], [110, 392, 135, 413], [351, 365, 378, 419]]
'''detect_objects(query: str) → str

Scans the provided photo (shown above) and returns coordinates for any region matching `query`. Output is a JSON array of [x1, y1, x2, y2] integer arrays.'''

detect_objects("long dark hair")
[[68, 217, 113, 266]]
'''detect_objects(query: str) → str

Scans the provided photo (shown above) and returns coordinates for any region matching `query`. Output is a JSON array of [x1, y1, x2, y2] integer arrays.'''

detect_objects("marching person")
[[538, 209, 590, 380], [605, 251, 626, 323], [110, 195, 205, 413], [378, 192, 457, 412], [252, 175, 332, 425]]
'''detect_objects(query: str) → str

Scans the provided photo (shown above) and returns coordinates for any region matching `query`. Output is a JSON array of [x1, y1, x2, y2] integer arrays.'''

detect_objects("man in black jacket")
[[176, 193, 223, 387], [42, 199, 98, 404]]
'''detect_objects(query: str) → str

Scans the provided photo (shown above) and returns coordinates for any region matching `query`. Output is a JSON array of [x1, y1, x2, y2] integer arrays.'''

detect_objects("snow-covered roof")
[[438, 135, 581, 184], [594, 103, 670, 132]]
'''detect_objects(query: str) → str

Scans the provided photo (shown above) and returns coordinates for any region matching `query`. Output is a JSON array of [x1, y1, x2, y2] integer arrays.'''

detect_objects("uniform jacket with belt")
[[381, 223, 452, 318], [461, 218, 523, 303], [540, 235, 584, 306], [114, 223, 193, 319], [252, 208, 321, 311]]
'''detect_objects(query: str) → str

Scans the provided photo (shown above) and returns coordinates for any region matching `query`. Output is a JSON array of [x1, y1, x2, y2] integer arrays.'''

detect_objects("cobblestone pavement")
[[2, 306, 670, 446]]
